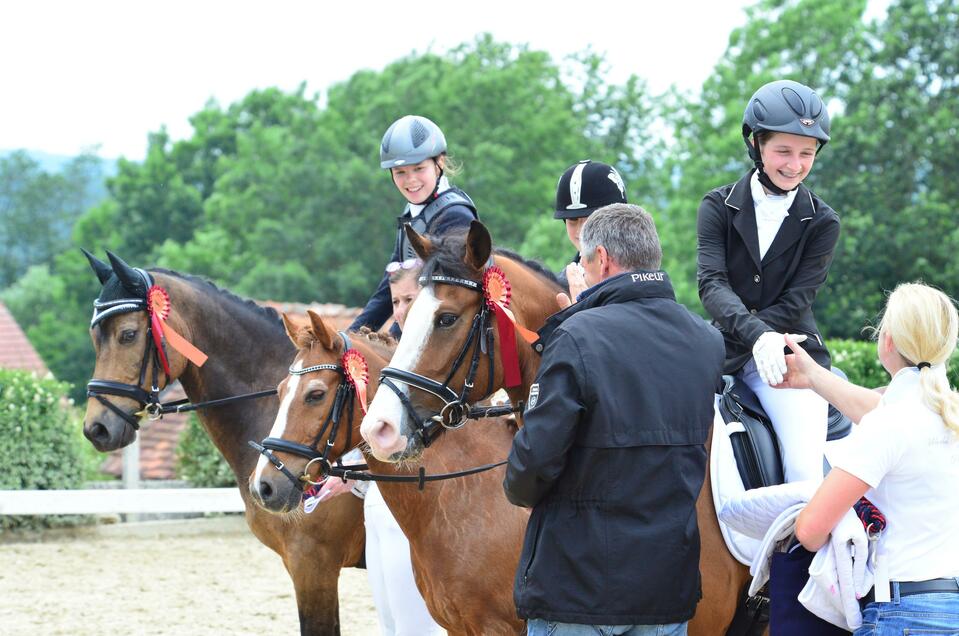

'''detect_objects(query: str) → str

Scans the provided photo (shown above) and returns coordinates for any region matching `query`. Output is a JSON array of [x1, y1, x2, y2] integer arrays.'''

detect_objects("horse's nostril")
[[87, 422, 109, 443], [258, 480, 274, 503]]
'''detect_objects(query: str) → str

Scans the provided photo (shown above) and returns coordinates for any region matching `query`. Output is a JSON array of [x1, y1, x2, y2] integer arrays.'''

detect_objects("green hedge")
[[827, 339, 959, 389], [175, 413, 235, 488], [0, 369, 101, 530]]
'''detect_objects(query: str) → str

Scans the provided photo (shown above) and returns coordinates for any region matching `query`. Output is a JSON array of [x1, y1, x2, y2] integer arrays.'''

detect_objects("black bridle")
[[378, 271, 523, 448], [252, 330, 513, 491], [85, 271, 277, 430]]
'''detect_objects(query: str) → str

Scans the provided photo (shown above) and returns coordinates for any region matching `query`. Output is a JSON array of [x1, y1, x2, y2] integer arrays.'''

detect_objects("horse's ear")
[[81, 248, 113, 284], [281, 313, 300, 345], [105, 250, 147, 295], [404, 224, 434, 260], [463, 221, 492, 271], [306, 310, 336, 351]]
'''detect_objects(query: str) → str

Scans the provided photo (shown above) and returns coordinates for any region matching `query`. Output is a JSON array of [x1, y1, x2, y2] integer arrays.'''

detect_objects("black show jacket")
[[696, 170, 840, 375]]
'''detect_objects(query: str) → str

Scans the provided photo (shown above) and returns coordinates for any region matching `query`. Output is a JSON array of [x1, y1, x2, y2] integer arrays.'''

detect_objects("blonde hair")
[[436, 153, 462, 178], [878, 282, 959, 435]]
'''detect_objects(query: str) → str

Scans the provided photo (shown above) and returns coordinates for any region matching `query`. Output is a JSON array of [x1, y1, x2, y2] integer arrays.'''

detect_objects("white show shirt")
[[750, 171, 797, 260], [826, 367, 959, 582]]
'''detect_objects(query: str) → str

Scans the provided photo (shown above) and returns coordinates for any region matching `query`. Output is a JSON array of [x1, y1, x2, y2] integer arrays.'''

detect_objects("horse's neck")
[[492, 256, 561, 415], [161, 274, 294, 478]]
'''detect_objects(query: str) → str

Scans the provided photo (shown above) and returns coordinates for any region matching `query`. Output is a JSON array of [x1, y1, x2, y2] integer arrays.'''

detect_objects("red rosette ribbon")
[[482, 267, 538, 388], [146, 285, 208, 375], [342, 349, 370, 415]]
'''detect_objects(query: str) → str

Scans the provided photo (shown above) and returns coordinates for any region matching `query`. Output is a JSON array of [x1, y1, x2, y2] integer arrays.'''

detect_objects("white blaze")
[[361, 288, 440, 449], [253, 359, 303, 490]]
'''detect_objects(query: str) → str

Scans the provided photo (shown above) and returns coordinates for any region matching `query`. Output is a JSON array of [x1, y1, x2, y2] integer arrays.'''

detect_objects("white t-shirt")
[[750, 171, 797, 260], [826, 367, 959, 581]]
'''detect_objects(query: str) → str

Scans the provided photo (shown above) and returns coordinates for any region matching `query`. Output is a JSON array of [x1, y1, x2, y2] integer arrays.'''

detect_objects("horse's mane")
[[352, 327, 397, 360], [151, 268, 283, 327], [420, 230, 561, 288]]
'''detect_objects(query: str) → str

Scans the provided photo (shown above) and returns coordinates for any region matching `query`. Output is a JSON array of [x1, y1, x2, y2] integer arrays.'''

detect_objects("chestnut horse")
[[360, 222, 754, 634], [80, 251, 364, 636], [249, 306, 535, 635]]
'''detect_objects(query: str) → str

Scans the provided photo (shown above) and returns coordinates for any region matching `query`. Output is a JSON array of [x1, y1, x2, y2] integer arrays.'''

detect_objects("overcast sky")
[[0, 1, 757, 160]]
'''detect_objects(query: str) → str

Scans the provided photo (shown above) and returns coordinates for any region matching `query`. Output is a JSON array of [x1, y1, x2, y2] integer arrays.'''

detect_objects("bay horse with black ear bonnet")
[[80, 249, 364, 636], [360, 222, 756, 635]]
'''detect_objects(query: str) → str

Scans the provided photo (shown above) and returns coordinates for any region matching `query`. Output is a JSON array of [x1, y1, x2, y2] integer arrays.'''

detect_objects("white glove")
[[752, 331, 807, 385]]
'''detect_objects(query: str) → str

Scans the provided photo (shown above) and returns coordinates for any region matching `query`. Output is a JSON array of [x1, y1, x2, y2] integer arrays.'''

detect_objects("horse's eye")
[[305, 390, 327, 404], [119, 329, 137, 345], [437, 313, 458, 328]]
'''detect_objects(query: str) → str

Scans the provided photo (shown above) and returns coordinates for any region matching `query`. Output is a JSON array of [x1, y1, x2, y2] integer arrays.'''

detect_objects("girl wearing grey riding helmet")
[[350, 115, 478, 335], [697, 79, 840, 485], [553, 159, 628, 303]]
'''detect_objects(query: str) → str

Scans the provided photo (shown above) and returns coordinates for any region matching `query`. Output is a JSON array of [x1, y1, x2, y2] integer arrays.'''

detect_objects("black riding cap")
[[554, 160, 628, 220]]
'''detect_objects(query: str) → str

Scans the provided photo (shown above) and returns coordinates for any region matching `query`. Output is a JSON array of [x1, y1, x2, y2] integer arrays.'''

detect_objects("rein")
[[253, 330, 512, 491], [377, 267, 525, 448]]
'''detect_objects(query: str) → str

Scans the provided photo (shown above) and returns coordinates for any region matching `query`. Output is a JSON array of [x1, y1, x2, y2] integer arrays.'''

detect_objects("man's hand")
[[565, 262, 587, 302], [753, 331, 807, 385]]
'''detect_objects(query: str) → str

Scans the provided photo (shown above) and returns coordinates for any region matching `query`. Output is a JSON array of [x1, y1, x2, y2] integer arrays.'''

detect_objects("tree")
[[0, 151, 105, 287], [813, 0, 959, 336]]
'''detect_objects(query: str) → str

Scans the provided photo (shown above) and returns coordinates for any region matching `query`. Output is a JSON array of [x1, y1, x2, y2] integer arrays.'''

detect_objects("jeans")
[[855, 583, 959, 635], [527, 619, 687, 636]]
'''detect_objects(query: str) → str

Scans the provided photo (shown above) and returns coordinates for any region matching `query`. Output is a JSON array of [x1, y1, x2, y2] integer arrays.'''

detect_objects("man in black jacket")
[[504, 204, 725, 636]]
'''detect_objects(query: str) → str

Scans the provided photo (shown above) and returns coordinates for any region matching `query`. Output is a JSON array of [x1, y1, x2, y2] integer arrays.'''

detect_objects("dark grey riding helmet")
[[380, 115, 447, 169], [554, 160, 628, 220], [742, 80, 831, 163]]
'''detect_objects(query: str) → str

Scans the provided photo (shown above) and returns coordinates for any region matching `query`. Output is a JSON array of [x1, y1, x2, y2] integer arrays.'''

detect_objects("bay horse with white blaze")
[[360, 222, 754, 634], [80, 250, 364, 636], [248, 302, 541, 634]]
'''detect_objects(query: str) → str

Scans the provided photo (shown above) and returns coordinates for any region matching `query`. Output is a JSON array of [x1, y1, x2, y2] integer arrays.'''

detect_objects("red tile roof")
[[0, 301, 49, 376], [100, 302, 367, 481]]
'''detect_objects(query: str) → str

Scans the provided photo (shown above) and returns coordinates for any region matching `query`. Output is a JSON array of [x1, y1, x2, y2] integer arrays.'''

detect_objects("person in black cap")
[[553, 160, 628, 302], [350, 115, 478, 335]]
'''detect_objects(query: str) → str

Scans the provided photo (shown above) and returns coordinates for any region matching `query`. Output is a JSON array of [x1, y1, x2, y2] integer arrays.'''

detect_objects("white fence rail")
[[0, 488, 245, 515]]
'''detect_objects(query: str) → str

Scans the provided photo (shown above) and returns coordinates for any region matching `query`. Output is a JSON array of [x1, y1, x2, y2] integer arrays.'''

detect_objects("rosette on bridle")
[[482, 266, 538, 388], [146, 285, 208, 375]]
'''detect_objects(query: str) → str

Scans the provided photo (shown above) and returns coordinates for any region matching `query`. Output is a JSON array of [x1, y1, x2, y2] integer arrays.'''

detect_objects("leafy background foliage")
[[0, 369, 101, 528]]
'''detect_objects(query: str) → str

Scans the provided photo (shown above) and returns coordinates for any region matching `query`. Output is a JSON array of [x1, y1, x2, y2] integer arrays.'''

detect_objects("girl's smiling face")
[[757, 132, 819, 191], [390, 158, 441, 204]]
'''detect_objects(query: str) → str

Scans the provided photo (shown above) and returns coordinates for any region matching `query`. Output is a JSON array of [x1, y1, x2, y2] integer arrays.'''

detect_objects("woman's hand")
[[313, 477, 357, 502], [773, 333, 820, 390]]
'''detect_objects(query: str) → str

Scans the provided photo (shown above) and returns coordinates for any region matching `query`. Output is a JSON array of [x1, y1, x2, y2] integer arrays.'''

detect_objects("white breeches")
[[364, 483, 444, 636], [740, 359, 829, 483]]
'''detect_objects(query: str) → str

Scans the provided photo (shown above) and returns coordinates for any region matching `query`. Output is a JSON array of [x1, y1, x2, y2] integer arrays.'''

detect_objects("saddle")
[[716, 369, 853, 491], [714, 369, 854, 636]]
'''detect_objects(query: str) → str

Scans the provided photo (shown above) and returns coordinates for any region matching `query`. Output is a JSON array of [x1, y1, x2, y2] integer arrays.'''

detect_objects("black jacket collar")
[[535, 271, 676, 351], [725, 170, 817, 268]]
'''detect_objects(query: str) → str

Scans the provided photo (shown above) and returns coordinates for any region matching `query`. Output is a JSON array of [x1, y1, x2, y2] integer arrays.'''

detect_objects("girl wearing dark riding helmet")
[[697, 79, 840, 485], [553, 159, 628, 302], [350, 115, 478, 334]]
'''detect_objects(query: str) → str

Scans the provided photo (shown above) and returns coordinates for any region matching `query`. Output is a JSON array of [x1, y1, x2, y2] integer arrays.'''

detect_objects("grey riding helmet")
[[554, 160, 628, 220], [742, 80, 831, 163], [379, 115, 447, 169]]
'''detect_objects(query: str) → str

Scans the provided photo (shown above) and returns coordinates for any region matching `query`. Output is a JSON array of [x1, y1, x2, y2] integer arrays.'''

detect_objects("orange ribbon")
[[147, 286, 208, 374]]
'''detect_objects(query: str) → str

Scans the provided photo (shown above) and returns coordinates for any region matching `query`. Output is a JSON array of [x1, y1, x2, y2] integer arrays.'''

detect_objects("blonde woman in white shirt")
[[780, 282, 959, 634]]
